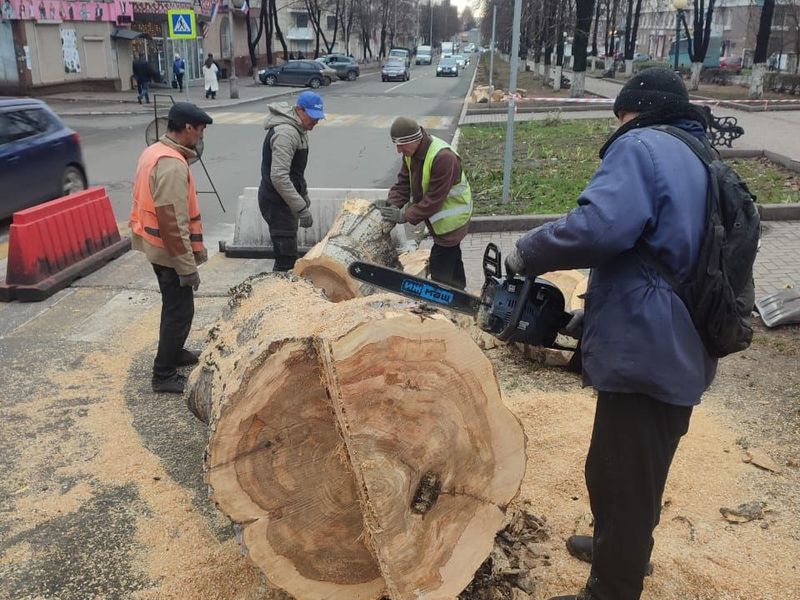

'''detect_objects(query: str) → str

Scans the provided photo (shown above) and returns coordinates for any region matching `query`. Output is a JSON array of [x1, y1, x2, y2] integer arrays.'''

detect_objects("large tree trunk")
[[186, 275, 527, 600], [293, 199, 402, 302]]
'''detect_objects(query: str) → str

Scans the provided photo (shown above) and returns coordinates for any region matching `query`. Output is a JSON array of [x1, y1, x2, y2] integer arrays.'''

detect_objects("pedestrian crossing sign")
[[168, 9, 196, 39]]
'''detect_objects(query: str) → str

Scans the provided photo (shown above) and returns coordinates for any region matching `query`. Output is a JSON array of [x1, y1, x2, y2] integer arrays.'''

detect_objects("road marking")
[[384, 78, 417, 93], [208, 111, 453, 130], [0, 240, 7, 261]]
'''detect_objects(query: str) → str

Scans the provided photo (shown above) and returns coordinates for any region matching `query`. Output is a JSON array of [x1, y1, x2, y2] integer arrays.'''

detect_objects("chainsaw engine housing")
[[477, 276, 568, 347]]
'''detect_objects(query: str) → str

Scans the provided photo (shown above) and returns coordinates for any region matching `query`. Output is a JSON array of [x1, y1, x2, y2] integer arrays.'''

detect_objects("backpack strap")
[[649, 124, 718, 167], [634, 124, 715, 297]]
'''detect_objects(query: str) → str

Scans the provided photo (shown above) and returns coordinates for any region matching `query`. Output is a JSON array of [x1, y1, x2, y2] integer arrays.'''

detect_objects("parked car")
[[453, 54, 468, 69], [436, 57, 459, 77], [382, 58, 410, 82], [258, 60, 335, 88], [719, 56, 743, 72], [632, 52, 651, 62], [315, 54, 360, 81], [0, 99, 87, 220]]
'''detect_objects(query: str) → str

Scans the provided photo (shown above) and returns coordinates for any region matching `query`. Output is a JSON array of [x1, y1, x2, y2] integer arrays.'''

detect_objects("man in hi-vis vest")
[[378, 116, 473, 290], [129, 102, 213, 394]]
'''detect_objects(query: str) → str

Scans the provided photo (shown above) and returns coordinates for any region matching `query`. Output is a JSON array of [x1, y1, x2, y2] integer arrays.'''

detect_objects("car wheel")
[[347, 70, 357, 81], [382, 76, 387, 82], [61, 166, 87, 197], [265, 75, 277, 86], [309, 77, 321, 89]]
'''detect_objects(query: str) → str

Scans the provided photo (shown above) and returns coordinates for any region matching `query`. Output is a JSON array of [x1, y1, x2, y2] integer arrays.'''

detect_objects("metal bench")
[[704, 106, 745, 148]]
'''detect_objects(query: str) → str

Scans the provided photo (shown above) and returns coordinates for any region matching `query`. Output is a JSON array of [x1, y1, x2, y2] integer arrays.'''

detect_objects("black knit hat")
[[613, 67, 691, 117]]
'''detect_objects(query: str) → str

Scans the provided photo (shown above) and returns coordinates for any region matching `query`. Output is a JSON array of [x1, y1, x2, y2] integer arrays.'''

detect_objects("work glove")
[[373, 198, 389, 210], [560, 309, 585, 340], [179, 271, 201, 291], [379, 204, 407, 224], [504, 246, 526, 277], [303, 194, 311, 209], [298, 208, 313, 228]]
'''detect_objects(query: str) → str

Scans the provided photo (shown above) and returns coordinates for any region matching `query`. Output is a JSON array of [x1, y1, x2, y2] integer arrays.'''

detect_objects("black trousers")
[[584, 391, 693, 600], [429, 243, 466, 290], [176, 72, 184, 90], [152, 264, 194, 380], [258, 193, 299, 272]]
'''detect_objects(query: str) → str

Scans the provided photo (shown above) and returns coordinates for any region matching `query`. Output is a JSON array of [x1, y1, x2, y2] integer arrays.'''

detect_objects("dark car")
[[436, 57, 459, 77], [258, 60, 335, 89], [316, 54, 360, 81], [382, 58, 410, 82], [0, 99, 87, 220]]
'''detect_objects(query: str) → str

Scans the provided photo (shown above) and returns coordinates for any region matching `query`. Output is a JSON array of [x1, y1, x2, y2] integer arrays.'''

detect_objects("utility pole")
[[489, 4, 496, 92], [501, 0, 523, 204], [429, 0, 433, 45], [228, 0, 241, 99]]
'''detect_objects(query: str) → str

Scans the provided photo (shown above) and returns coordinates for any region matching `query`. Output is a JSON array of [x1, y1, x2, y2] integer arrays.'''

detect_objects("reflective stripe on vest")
[[129, 141, 204, 252], [405, 136, 472, 235]]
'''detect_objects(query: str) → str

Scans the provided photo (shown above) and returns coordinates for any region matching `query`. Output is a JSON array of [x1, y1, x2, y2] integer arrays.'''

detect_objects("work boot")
[[152, 373, 186, 394], [566, 535, 654, 576], [176, 348, 200, 367]]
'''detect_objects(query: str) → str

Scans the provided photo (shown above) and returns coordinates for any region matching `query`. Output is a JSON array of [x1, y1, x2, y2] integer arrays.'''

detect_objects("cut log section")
[[293, 199, 401, 302], [186, 275, 527, 600]]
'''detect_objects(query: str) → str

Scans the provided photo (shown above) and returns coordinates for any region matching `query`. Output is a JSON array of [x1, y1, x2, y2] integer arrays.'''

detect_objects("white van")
[[416, 45, 433, 65]]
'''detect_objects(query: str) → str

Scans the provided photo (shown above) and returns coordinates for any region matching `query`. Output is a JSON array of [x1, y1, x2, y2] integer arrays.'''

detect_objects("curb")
[[452, 62, 480, 152]]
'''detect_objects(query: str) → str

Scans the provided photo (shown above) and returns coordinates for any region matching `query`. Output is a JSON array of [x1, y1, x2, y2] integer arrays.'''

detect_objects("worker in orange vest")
[[129, 102, 213, 394]]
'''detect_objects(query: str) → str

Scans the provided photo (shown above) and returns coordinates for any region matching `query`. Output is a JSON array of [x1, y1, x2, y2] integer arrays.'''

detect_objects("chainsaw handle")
[[496, 277, 534, 342]]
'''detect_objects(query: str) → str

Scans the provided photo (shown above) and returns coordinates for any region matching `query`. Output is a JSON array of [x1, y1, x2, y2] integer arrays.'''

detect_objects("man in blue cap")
[[258, 91, 325, 271]]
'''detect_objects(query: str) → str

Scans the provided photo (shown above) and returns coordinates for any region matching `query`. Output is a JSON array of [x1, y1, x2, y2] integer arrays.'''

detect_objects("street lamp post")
[[673, 0, 688, 73], [228, 0, 244, 99]]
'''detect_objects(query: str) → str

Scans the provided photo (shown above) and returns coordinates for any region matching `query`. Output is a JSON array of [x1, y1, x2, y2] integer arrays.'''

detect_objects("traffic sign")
[[168, 9, 197, 39]]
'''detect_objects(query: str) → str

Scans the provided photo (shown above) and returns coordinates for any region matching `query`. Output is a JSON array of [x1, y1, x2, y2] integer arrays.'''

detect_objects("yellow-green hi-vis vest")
[[404, 136, 473, 235]]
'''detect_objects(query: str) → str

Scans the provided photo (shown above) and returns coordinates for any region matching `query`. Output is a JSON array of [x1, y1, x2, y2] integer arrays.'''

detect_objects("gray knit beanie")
[[390, 116, 423, 144]]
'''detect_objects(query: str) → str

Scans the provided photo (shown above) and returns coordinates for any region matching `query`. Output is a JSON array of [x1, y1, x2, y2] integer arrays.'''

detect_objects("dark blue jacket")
[[516, 120, 717, 406]]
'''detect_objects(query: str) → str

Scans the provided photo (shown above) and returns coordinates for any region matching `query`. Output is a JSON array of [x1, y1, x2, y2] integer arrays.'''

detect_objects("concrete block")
[[222, 187, 414, 257]]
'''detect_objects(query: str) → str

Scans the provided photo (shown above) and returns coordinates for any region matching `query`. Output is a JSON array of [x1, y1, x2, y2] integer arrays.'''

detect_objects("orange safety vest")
[[129, 141, 204, 252]]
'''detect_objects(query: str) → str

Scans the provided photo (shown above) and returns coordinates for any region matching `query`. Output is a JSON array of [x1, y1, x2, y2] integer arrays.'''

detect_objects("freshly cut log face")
[[186, 274, 527, 600], [293, 199, 401, 302]]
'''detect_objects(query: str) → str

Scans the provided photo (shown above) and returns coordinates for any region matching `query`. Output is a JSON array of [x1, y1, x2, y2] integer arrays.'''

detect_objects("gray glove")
[[373, 199, 389, 210], [379, 204, 406, 224], [560, 309, 584, 339], [504, 246, 525, 277], [298, 208, 313, 228], [303, 194, 311, 209], [179, 271, 201, 291]]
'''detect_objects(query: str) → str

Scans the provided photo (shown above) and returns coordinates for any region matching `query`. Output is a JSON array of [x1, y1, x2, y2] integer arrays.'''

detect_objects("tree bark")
[[690, 61, 702, 90], [750, 0, 776, 99], [292, 199, 403, 302], [186, 276, 527, 600]]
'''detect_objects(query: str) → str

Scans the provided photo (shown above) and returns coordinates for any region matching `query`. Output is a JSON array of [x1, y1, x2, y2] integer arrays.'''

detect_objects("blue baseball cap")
[[296, 91, 326, 120]]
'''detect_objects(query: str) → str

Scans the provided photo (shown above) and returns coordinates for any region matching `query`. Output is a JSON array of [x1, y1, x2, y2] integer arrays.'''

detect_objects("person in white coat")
[[203, 54, 219, 99]]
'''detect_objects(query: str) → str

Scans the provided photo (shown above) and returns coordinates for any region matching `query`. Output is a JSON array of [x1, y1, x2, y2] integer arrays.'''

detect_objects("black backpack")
[[638, 125, 760, 358]]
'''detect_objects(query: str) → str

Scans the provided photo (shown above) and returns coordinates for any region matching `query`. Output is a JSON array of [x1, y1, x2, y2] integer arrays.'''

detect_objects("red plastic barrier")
[[0, 187, 130, 302]]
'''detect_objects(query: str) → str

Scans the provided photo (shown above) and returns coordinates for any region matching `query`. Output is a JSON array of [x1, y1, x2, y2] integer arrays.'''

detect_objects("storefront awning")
[[111, 29, 151, 41]]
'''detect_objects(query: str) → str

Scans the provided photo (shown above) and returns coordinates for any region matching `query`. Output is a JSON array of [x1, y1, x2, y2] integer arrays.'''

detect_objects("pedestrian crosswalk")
[[209, 112, 454, 131]]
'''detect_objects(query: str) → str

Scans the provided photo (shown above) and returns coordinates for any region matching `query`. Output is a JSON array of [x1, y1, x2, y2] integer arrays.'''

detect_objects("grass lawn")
[[473, 52, 570, 99], [458, 119, 800, 215]]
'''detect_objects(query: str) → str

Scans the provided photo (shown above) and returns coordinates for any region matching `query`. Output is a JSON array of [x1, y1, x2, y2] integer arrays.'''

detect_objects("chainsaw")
[[348, 243, 573, 348]]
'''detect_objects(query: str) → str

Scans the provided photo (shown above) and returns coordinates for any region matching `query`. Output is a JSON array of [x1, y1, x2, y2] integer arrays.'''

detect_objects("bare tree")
[[679, 0, 718, 90], [749, 0, 776, 98], [572, 0, 596, 97], [622, 0, 644, 72], [270, 0, 289, 61], [246, 1, 268, 71]]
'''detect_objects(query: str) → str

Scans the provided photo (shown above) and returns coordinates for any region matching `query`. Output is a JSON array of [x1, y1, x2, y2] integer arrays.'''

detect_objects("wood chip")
[[720, 501, 767, 523], [743, 448, 782, 473]]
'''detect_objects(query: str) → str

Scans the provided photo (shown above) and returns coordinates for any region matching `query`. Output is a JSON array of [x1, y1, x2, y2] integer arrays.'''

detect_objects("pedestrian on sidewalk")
[[132, 53, 155, 104], [203, 54, 219, 100], [504, 68, 717, 600], [257, 91, 324, 271], [129, 102, 213, 394], [378, 116, 473, 290], [173, 53, 186, 91]]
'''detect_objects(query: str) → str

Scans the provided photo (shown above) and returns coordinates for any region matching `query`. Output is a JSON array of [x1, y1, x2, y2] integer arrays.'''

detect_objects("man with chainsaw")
[[506, 69, 720, 600], [258, 91, 324, 272], [378, 116, 473, 290], [129, 102, 213, 394]]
